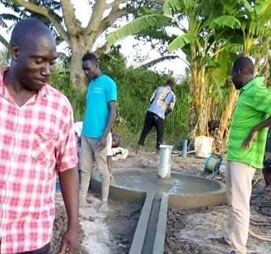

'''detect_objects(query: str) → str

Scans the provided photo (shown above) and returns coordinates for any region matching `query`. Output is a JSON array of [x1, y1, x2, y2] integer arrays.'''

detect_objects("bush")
[[100, 49, 190, 148], [50, 49, 190, 150], [50, 66, 85, 121]]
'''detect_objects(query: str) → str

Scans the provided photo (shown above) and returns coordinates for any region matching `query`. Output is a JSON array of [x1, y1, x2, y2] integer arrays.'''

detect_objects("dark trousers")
[[138, 111, 164, 150], [18, 243, 50, 254]]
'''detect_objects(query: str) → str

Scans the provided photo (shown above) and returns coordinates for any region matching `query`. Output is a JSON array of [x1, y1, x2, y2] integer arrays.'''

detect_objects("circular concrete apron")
[[91, 167, 226, 209]]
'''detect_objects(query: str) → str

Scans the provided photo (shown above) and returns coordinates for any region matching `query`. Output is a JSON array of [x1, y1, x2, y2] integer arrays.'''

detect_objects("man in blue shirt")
[[80, 52, 117, 212], [138, 80, 176, 151]]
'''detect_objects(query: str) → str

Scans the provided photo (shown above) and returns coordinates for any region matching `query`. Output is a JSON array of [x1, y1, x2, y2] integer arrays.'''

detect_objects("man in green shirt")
[[213, 56, 271, 254]]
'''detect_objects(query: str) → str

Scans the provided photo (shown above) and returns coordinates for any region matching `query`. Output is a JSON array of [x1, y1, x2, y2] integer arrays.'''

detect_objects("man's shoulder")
[[242, 77, 269, 100], [100, 74, 116, 86], [243, 77, 265, 93]]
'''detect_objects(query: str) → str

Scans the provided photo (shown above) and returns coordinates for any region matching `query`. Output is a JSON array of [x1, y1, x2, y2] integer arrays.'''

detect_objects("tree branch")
[[100, 8, 128, 33], [95, 43, 111, 56], [60, 0, 80, 36], [90, 0, 128, 45], [85, 0, 107, 35], [107, 0, 127, 8], [10, 0, 70, 44]]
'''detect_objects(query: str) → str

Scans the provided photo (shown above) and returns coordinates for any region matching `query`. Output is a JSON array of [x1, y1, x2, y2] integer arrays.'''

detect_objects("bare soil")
[[52, 152, 271, 253], [52, 192, 140, 254]]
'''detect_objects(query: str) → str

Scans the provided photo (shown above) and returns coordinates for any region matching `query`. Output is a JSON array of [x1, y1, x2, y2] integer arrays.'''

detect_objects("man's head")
[[231, 56, 254, 90], [165, 79, 175, 89], [9, 18, 57, 92], [82, 52, 100, 81]]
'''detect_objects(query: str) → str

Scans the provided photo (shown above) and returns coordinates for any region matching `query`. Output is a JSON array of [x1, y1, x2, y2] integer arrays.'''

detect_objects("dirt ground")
[[52, 152, 271, 253], [165, 155, 271, 254], [52, 191, 140, 254]]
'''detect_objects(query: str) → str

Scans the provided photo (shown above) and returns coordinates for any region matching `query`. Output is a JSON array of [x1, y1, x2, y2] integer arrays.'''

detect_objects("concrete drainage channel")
[[91, 168, 226, 254], [129, 192, 168, 254]]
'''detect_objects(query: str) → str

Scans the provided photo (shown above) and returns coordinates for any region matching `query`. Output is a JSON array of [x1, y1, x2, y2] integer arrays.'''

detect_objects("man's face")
[[13, 34, 57, 92], [82, 60, 98, 81], [231, 68, 243, 90]]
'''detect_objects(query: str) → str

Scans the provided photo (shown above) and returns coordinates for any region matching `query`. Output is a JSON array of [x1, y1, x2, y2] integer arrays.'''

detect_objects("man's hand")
[[165, 108, 172, 116], [242, 130, 258, 149], [59, 227, 79, 254], [96, 135, 107, 150]]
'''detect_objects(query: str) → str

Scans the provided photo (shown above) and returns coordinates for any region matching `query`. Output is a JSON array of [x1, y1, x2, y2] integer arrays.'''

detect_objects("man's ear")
[[10, 44, 19, 61]]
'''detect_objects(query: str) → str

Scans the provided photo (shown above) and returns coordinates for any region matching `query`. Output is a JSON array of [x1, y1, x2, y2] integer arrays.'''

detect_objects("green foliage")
[[99, 49, 190, 147], [50, 66, 85, 121], [0, 48, 9, 66], [209, 15, 241, 29], [168, 33, 196, 52], [49, 49, 190, 150], [163, 0, 184, 15], [107, 14, 171, 45]]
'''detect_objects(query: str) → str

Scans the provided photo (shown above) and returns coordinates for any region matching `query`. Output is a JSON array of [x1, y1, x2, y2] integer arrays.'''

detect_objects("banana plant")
[[0, 12, 20, 48], [215, 0, 271, 152], [107, 0, 242, 136]]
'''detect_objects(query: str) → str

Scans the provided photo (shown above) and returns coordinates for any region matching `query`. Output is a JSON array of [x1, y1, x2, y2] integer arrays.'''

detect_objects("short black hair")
[[82, 52, 98, 64], [10, 17, 52, 48], [165, 79, 174, 88], [232, 56, 254, 75]]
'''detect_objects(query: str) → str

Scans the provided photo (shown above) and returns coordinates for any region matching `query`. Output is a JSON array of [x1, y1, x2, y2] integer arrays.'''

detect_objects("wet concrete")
[[93, 168, 221, 195], [91, 166, 226, 254]]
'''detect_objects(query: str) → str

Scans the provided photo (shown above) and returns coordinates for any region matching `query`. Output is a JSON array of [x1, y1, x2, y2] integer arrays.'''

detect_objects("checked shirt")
[[0, 68, 78, 253]]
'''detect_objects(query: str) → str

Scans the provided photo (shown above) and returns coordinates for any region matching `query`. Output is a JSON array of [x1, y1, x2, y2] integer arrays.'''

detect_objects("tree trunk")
[[214, 88, 238, 153], [70, 39, 91, 92], [70, 50, 87, 92], [192, 66, 209, 136]]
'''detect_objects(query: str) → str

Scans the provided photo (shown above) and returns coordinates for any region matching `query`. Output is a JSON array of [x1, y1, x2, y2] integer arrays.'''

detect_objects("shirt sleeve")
[[106, 79, 117, 102], [150, 89, 157, 103], [166, 92, 176, 110], [248, 86, 271, 115], [56, 101, 78, 172]]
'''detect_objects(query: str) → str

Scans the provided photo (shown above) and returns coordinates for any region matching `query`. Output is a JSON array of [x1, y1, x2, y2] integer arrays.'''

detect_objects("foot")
[[135, 145, 144, 154], [209, 237, 230, 246], [79, 200, 91, 207], [79, 196, 92, 207], [98, 201, 108, 213], [110, 174, 116, 185]]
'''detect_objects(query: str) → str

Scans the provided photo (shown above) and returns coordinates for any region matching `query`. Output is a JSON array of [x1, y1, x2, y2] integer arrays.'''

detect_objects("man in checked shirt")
[[0, 18, 79, 253]]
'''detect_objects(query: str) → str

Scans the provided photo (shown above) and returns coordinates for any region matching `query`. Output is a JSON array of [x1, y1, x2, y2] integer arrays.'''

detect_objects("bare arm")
[[98, 100, 116, 148], [242, 117, 271, 149], [251, 117, 271, 132], [59, 167, 80, 253]]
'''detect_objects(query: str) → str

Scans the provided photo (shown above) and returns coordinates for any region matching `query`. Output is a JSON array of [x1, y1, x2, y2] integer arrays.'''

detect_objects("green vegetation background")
[[50, 49, 190, 152]]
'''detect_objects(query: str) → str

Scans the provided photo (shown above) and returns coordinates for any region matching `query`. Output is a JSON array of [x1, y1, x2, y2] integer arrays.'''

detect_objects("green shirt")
[[227, 77, 271, 169]]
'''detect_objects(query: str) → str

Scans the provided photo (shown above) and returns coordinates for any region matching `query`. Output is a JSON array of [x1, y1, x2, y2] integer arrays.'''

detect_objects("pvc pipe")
[[181, 139, 188, 157], [158, 145, 173, 179]]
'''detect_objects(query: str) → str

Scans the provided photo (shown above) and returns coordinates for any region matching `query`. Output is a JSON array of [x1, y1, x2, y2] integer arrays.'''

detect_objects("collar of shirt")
[[165, 85, 172, 91], [241, 76, 265, 92]]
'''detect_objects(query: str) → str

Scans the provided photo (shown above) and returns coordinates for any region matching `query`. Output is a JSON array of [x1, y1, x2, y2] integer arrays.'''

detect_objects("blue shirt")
[[148, 86, 176, 119], [82, 74, 117, 138]]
